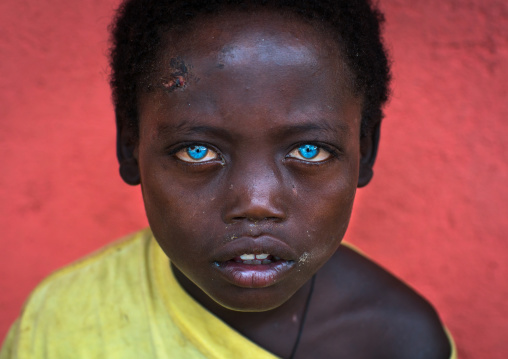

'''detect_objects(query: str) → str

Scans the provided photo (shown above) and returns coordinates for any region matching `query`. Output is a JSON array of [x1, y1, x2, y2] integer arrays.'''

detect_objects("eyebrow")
[[273, 122, 349, 138], [156, 122, 235, 142], [156, 119, 349, 141]]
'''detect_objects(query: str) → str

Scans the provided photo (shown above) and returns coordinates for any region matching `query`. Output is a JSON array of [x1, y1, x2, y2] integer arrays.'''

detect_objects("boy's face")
[[134, 12, 363, 311]]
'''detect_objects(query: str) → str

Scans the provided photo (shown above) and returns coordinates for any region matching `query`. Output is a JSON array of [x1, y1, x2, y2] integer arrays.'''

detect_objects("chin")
[[206, 284, 298, 313]]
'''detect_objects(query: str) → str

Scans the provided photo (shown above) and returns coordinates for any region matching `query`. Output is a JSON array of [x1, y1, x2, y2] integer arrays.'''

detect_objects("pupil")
[[299, 144, 318, 159], [187, 146, 208, 160]]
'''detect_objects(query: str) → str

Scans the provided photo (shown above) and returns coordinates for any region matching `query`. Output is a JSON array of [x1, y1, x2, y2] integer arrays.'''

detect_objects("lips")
[[211, 235, 296, 288]]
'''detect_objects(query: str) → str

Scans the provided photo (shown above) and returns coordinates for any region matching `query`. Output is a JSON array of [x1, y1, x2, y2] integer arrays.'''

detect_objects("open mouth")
[[231, 253, 282, 265], [214, 253, 290, 267]]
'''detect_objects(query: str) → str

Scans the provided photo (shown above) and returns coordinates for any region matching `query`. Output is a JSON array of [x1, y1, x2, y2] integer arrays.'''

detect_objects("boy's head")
[[109, 0, 390, 311]]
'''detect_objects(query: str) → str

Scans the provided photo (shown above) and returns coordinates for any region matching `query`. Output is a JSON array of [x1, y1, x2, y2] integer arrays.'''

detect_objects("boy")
[[1, 0, 456, 358]]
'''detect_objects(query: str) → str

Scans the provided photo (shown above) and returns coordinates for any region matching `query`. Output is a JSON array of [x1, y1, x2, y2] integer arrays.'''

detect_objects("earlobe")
[[358, 122, 381, 188], [358, 166, 373, 188], [117, 122, 141, 186], [119, 158, 141, 185]]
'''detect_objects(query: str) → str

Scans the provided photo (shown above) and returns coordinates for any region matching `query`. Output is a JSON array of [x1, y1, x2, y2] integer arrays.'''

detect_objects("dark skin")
[[119, 11, 451, 359]]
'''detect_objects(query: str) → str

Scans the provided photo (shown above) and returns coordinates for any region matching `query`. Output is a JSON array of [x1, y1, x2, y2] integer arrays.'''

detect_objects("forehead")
[[138, 10, 361, 138], [152, 10, 353, 90], [168, 10, 336, 50]]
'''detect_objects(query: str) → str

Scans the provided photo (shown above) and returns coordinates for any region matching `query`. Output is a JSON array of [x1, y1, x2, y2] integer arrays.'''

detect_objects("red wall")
[[1, 1, 507, 357]]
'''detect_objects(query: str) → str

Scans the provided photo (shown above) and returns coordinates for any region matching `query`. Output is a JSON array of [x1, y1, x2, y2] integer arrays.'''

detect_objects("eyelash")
[[169, 143, 222, 164], [169, 142, 340, 164], [285, 143, 339, 163]]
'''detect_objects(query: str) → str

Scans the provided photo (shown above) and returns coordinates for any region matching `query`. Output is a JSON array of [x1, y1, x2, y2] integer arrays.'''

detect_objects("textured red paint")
[[1, 0, 507, 357]]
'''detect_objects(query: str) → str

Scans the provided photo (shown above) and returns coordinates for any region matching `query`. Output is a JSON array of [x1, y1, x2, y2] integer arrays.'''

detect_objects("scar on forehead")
[[161, 56, 189, 92], [162, 75, 186, 91]]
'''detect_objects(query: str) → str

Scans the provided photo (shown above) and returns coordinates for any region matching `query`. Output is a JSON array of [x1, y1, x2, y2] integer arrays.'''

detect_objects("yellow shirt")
[[0, 229, 457, 359]]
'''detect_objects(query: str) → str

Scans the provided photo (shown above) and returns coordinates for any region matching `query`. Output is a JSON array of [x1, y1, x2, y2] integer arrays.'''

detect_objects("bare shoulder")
[[300, 244, 452, 359]]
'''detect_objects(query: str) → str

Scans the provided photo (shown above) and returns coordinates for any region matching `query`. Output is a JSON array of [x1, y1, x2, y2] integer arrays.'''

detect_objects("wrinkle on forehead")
[[218, 36, 316, 68]]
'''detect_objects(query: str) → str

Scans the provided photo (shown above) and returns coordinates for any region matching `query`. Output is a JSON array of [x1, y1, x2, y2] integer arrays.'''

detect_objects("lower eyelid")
[[174, 145, 220, 163], [287, 145, 333, 162]]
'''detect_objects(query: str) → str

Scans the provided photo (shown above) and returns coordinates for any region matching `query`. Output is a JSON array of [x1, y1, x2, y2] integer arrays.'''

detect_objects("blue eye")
[[175, 144, 220, 163], [287, 144, 332, 162], [298, 144, 319, 159], [187, 145, 208, 160]]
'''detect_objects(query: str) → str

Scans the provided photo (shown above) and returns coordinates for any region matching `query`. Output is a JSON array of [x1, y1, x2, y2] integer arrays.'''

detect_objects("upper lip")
[[211, 235, 297, 262]]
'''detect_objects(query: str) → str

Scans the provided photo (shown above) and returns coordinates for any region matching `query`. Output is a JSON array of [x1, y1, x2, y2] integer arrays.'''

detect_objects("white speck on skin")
[[298, 252, 310, 265]]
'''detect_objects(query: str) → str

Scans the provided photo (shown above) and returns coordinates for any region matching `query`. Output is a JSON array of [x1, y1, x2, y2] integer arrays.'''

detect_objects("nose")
[[222, 159, 287, 224]]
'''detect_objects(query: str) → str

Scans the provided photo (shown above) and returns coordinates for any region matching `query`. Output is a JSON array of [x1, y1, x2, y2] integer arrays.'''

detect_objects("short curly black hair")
[[109, 0, 390, 141]]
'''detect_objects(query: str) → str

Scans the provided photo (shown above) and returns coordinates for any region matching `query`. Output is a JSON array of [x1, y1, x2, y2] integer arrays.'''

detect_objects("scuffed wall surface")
[[1, 0, 507, 357]]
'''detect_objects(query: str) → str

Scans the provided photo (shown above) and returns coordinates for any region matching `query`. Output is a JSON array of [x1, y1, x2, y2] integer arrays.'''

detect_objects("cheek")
[[292, 163, 358, 263], [139, 162, 210, 254], [138, 160, 234, 274]]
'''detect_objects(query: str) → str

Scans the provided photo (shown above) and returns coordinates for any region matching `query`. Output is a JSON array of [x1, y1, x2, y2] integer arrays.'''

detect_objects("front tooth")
[[240, 254, 255, 260], [255, 254, 269, 260]]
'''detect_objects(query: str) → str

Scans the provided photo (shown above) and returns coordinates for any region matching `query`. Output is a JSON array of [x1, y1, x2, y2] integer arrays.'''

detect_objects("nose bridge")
[[223, 154, 286, 222]]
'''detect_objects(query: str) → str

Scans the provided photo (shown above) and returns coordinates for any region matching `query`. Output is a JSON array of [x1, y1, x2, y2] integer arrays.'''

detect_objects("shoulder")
[[8, 229, 153, 353], [303, 243, 451, 359], [28, 228, 151, 300]]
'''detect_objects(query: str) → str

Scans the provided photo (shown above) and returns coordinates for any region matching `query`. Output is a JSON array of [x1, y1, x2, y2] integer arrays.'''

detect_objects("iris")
[[298, 144, 319, 159], [187, 145, 208, 160]]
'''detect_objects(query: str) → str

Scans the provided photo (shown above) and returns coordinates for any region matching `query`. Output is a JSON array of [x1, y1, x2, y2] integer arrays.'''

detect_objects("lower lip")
[[214, 260, 294, 288]]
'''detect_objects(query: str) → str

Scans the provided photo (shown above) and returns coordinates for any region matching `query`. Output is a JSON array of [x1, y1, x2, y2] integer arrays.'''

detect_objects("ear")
[[117, 121, 141, 186], [358, 121, 381, 188]]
